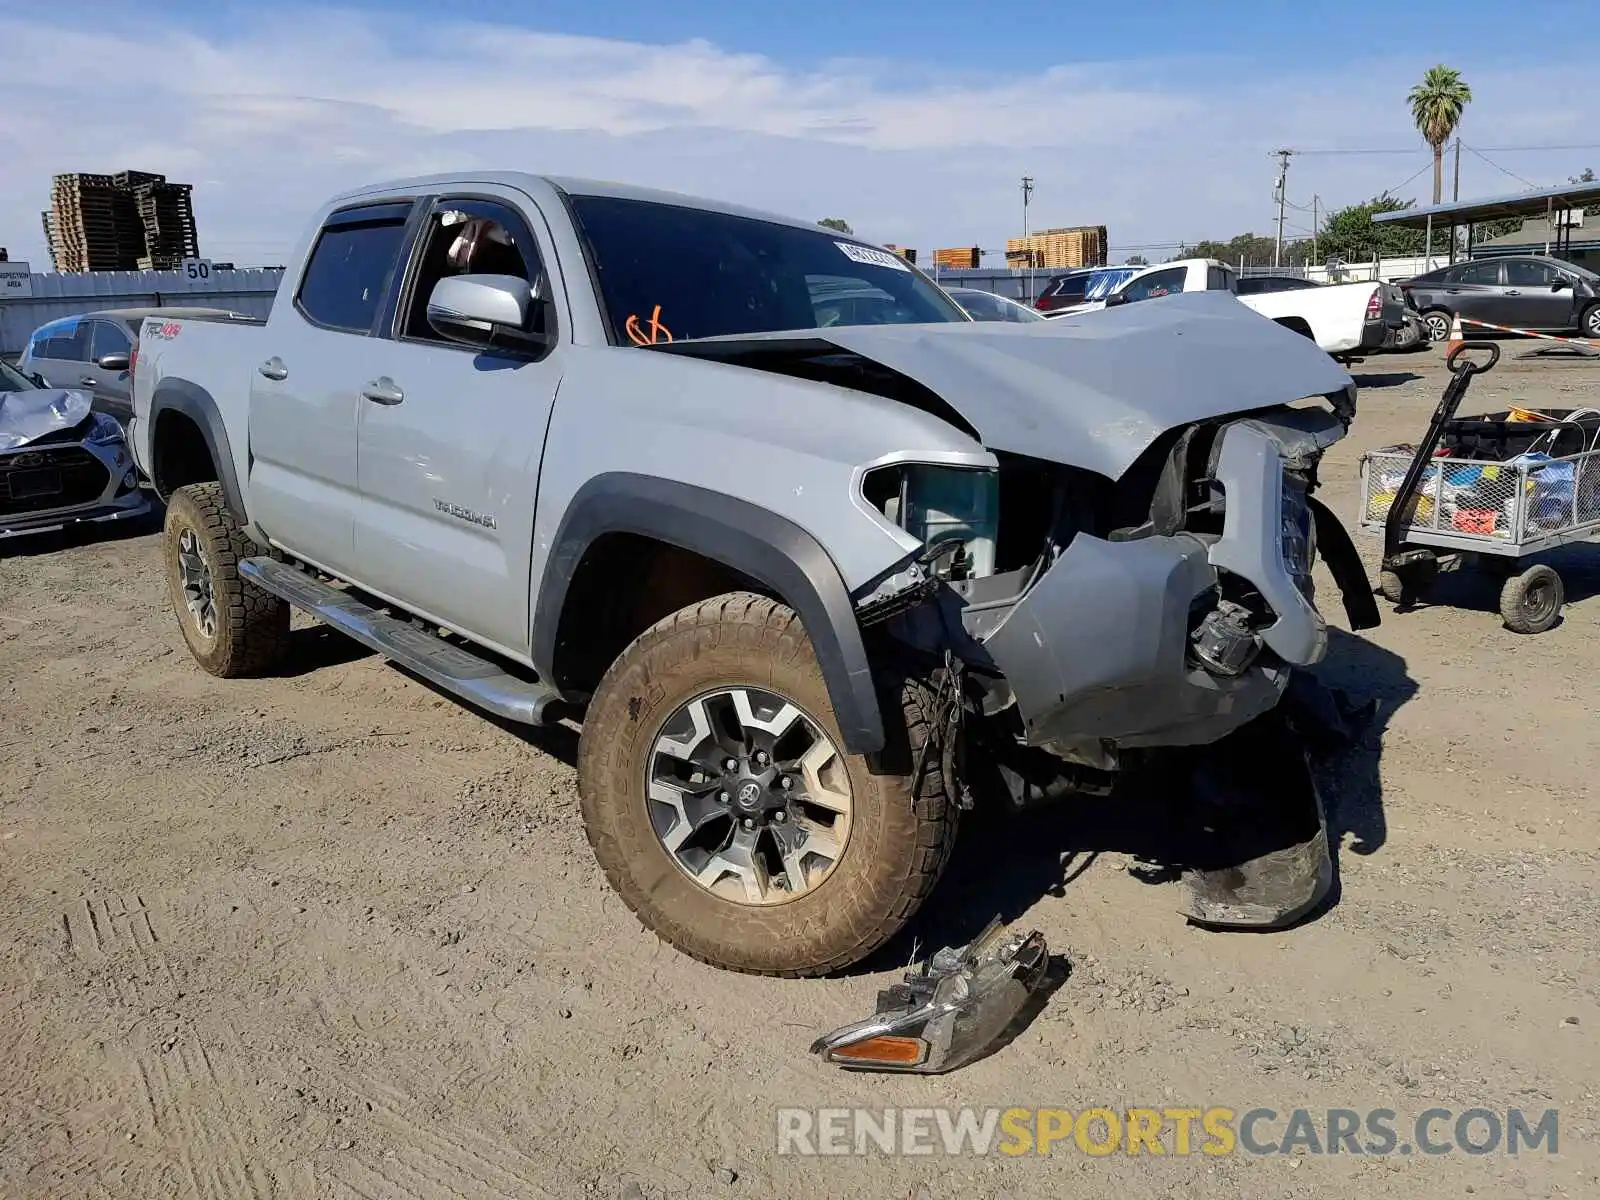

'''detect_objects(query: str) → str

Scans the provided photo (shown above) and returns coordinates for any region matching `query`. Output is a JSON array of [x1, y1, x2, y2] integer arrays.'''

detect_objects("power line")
[[1278, 140, 1600, 161], [1384, 159, 1436, 198], [1463, 144, 1542, 190]]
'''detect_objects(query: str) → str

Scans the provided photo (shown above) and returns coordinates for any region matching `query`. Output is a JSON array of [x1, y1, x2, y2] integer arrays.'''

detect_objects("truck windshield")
[[566, 195, 967, 343]]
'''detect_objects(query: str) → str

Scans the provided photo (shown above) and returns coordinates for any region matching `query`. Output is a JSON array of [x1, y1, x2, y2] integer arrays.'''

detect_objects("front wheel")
[[576, 592, 958, 977], [1421, 309, 1453, 343], [1581, 302, 1600, 341]]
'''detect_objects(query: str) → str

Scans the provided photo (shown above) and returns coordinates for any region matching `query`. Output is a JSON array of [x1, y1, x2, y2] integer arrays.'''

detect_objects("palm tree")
[[1408, 66, 1473, 204]]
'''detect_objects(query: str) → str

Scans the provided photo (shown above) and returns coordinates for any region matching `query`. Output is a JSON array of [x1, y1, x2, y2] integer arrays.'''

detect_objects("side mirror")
[[1103, 292, 1130, 307], [1551, 280, 1569, 291], [426, 273, 551, 350], [28, 372, 49, 388], [97, 352, 130, 372]]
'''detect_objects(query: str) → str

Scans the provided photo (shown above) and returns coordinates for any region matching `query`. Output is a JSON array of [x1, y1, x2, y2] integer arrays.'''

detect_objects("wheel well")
[[1274, 316, 1315, 340], [550, 534, 766, 698], [150, 410, 218, 499]]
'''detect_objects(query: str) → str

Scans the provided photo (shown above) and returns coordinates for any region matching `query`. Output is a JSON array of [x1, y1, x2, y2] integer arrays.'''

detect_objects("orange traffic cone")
[[1444, 311, 1465, 359]]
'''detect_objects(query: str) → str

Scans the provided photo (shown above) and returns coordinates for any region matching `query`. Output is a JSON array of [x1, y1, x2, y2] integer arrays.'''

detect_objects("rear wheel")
[[576, 592, 958, 977], [1582, 302, 1600, 341], [1499, 564, 1563, 635], [162, 482, 289, 676]]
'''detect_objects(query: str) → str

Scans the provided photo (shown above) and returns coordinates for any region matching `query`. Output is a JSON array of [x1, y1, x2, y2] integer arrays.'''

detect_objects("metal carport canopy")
[[1371, 180, 1600, 228]]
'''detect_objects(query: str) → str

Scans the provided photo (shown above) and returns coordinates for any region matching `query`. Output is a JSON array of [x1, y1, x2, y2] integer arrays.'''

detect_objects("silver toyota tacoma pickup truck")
[[129, 173, 1379, 976]]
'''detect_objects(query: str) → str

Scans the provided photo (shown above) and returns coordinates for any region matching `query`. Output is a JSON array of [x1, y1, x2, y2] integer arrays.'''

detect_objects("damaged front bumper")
[[0, 430, 150, 539], [970, 409, 1371, 756]]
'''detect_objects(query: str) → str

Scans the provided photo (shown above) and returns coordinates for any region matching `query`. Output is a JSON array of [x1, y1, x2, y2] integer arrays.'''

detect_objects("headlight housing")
[[85, 412, 126, 446], [862, 463, 998, 581]]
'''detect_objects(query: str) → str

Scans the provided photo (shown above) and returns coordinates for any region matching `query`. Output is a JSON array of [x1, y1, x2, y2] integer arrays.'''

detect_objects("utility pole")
[[1020, 175, 1034, 301], [1451, 137, 1463, 263], [1312, 194, 1320, 272], [1272, 149, 1293, 268]]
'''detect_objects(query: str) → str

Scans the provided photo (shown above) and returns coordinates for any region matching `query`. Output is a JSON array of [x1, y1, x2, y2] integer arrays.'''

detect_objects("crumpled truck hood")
[[0, 388, 92, 452], [658, 291, 1355, 479]]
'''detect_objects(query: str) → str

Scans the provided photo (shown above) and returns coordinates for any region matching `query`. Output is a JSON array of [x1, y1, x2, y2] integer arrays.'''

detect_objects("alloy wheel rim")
[[177, 527, 217, 640], [1426, 314, 1450, 342], [645, 686, 852, 905]]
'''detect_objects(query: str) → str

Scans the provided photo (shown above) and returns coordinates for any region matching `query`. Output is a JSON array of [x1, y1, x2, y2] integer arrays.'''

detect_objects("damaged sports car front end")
[[0, 364, 148, 539]]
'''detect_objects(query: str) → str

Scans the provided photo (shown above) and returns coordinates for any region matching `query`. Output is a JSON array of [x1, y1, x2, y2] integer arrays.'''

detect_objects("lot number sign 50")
[[182, 258, 214, 281]]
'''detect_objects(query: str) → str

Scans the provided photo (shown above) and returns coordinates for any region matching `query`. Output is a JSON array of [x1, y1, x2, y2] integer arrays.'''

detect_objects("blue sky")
[[4, 1, 1600, 268], [145, 0, 1600, 72]]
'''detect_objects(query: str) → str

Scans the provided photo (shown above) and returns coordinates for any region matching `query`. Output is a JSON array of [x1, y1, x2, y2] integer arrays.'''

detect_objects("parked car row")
[[20, 306, 256, 423], [1396, 254, 1600, 342]]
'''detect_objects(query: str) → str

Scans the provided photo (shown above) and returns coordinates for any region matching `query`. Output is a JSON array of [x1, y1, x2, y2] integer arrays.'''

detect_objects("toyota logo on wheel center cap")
[[736, 781, 763, 809]]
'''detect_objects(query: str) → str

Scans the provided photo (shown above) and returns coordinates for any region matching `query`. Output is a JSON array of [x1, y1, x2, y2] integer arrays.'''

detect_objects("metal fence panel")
[[0, 268, 284, 354]]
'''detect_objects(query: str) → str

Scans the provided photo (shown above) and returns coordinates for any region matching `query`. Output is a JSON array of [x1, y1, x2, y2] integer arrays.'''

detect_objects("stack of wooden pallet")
[[45, 170, 202, 272], [1004, 225, 1108, 271], [934, 247, 981, 270], [132, 179, 199, 270], [49, 173, 142, 273]]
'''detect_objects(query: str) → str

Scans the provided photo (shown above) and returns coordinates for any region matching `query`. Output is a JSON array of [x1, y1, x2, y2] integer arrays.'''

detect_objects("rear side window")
[[1046, 274, 1091, 300], [1451, 261, 1501, 286], [38, 323, 89, 362], [297, 212, 411, 333]]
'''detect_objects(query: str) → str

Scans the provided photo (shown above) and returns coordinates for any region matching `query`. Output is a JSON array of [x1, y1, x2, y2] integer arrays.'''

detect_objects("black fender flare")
[[148, 379, 248, 521], [532, 472, 885, 755]]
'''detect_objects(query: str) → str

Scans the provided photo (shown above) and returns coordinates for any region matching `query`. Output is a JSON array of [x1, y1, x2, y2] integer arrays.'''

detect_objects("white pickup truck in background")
[[1053, 258, 1399, 361]]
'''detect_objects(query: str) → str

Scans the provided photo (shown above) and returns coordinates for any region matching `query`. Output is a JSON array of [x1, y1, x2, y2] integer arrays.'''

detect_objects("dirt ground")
[[3, 344, 1598, 1199]]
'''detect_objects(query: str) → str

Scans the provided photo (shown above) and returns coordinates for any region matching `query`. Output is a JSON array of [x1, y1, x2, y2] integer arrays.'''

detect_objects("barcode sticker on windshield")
[[835, 242, 911, 273]]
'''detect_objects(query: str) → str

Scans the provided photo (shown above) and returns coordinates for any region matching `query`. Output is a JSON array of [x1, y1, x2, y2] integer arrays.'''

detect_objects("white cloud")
[[2, 4, 1597, 268]]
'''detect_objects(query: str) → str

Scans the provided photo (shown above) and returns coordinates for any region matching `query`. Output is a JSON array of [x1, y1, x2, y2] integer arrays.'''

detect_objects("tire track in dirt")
[[58, 893, 270, 1199], [60, 893, 178, 1007], [317, 1064, 556, 1200], [139, 1021, 271, 1200]]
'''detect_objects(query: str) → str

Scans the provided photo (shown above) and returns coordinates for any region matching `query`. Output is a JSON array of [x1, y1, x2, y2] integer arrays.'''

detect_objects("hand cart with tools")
[[1358, 342, 1600, 634]]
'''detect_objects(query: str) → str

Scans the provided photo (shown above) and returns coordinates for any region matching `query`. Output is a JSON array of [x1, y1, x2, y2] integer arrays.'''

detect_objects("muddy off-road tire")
[[162, 482, 289, 677], [577, 592, 958, 977]]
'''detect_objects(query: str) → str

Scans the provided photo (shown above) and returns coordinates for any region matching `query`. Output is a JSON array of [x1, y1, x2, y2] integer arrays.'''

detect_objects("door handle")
[[361, 377, 404, 405], [258, 357, 288, 381], [80, 375, 99, 387], [1504, 289, 1521, 296]]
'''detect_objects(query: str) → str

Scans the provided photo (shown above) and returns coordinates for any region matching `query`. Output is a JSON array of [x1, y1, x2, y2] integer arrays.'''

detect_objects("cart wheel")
[[1499, 564, 1564, 635], [1378, 570, 1417, 607], [1379, 556, 1436, 608]]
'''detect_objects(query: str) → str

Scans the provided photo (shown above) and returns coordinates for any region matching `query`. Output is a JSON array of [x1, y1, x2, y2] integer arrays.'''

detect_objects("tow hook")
[[811, 918, 1050, 1074]]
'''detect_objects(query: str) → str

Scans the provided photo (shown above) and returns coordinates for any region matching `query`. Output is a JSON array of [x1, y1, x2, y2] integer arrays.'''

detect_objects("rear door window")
[[1453, 261, 1502, 286], [296, 206, 413, 334]]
